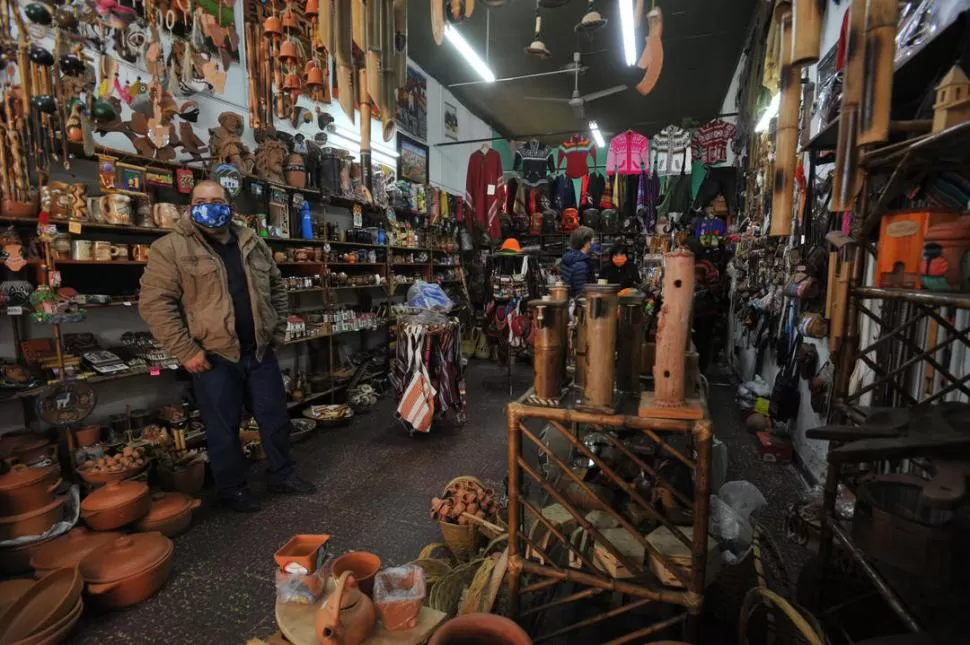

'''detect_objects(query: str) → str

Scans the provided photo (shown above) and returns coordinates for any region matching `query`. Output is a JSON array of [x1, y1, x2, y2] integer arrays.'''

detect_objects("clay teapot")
[[316, 571, 375, 645]]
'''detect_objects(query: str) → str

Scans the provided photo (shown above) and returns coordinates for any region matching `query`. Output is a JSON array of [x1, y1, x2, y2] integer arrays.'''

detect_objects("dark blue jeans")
[[192, 349, 294, 494]]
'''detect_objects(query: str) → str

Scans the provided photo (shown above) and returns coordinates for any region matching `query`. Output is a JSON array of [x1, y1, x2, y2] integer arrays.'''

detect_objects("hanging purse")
[[797, 312, 828, 338], [769, 340, 801, 422], [784, 265, 819, 298]]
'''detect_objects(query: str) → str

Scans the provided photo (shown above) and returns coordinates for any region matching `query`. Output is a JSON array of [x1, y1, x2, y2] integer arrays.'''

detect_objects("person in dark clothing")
[[140, 181, 316, 513], [599, 243, 640, 289], [560, 226, 596, 297]]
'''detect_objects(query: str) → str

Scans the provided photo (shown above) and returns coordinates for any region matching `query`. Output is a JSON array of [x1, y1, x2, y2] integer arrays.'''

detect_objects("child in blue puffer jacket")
[[560, 226, 596, 297]]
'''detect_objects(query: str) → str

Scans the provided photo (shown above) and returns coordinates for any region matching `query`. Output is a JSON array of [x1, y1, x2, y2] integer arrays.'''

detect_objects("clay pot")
[[0, 464, 61, 516], [305, 64, 325, 89], [285, 152, 307, 189], [263, 15, 283, 36], [0, 533, 57, 575], [374, 566, 425, 631], [80, 480, 150, 531], [283, 71, 301, 92], [29, 527, 123, 577], [316, 572, 376, 645], [279, 40, 299, 63], [155, 461, 206, 496], [0, 496, 65, 541], [0, 566, 83, 642], [80, 533, 174, 609], [0, 578, 35, 614], [331, 551, 381, 597], [0, 434, 52, 463], [74, 424, 101, 448], [429, 614, 532, 645], [305, 0, 319, 16], [0, 198, 40, 219], [133, 492, 201, 537], [281, 8, 299, 31]]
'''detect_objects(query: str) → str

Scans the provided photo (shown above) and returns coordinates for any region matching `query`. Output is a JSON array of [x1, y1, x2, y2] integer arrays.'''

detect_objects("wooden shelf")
[[327, 262, 384, 267], [286, 385, 344, 410], [56, 260, 147, 265], [392, 263, 430, 267], [330, 285, 385, 290], [0, 365, 171, 402], [286, 288, 326, 295]]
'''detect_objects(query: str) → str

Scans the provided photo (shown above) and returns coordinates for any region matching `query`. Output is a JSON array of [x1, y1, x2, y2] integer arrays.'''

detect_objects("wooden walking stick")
[[859, 0, 898, 145], [770, 10, 800, 237], [831, 0, 866, 212], [791, 0, 824, 66]]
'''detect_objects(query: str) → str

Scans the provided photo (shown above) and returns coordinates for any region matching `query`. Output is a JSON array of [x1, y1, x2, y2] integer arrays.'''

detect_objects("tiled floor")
[[67, 362, 808, 644]]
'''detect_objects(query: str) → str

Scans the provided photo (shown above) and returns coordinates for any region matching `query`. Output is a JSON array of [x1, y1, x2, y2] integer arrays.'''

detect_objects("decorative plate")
[[36, 380, 96, 425]]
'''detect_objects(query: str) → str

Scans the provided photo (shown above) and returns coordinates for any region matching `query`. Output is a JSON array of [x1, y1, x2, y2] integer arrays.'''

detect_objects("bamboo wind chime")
[[830, 0, 866, 212], [790, 0, 823, 66], [770, 4, 801, 237], [859, 0, 898, 145]]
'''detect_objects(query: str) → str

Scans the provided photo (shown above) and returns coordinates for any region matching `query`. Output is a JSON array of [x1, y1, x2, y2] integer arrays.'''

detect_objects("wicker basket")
[[439, 519, 482, 562], [428, 558, 483, 617]]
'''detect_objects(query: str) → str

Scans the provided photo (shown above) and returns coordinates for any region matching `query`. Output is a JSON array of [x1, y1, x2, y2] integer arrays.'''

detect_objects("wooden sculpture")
[[830, 0, 865, 212], [770, 10, 800, 237], [641, 249, 702, 418], [858, 0, 898, 145], [209, 112, 256, 174], [932, 66, 970, 132], [791, 0, 823, 66], [635, 7, 664, 95], [255, 138, 289, 183]]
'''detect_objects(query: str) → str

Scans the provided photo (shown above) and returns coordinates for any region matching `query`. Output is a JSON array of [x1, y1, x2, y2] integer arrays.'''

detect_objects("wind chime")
[[769, 2, 800, 237], [525, 3, 550, 59]]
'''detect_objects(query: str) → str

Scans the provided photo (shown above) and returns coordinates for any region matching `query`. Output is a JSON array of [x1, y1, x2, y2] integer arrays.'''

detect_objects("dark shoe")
[[221, 489, 261, 513], [268, 475, 317, 495]]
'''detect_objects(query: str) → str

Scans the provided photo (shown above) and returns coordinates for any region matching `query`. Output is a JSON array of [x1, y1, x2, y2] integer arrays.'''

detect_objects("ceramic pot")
[[331, 551, 381, 597], [80, 480, 150, 531], [0, 533, 57, 575], [29, 527, 123, 577], [74, 424, 101, 447], [80, 533, 174, 609], [98, 194, 131, 225], [155, 461, 205, 496], [0, 197, 39, 219], [374, 566, 425, 631], [316, 572, 376, 645], [0, 496, 65, 540], [0, 434, 54, 464], [429, 614, 532, 645], [0, 464, 61, 516], [133, 492, 201, 538], [0, 566, 82, 642], [285, 153, 307, 189]]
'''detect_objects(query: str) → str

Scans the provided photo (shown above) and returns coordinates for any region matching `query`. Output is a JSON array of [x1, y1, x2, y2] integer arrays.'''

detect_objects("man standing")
[[139, 180, 315, 512]]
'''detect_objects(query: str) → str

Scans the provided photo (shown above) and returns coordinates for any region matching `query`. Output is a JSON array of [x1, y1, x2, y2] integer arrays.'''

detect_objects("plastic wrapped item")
[[276, 565, 328, 605], [406, 281, 454, 312], [373, 565, 426, 631], [708, 480, 767, 565]]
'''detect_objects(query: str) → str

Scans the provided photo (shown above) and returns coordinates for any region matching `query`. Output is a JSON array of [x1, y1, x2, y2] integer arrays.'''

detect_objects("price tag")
[[486, 184, 496, 196], [150, 366, 161, 376], [42, 224, 58, 235], [68, 221, 82, 234], [5, 306, 23, 316]]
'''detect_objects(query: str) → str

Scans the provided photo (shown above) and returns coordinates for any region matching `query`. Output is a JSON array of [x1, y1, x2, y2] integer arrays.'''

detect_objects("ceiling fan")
[[523, 52, 626, 118]]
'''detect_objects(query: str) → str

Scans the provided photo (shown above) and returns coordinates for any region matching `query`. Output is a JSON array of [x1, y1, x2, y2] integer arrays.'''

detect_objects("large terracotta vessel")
[[316, 572, 376, 645], [429, 613, 532, 644]]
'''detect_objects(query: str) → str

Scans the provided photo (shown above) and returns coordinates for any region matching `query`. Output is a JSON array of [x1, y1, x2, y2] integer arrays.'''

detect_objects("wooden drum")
[[616, 292, 646, 394], [529, 299, 568, 399], [581, 284, 619, 409]]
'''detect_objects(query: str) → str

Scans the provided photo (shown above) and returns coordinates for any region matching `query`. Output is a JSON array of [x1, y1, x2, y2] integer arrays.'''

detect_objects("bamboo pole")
[[334, 0, 354, 121], [359, 68, 372, 192], [770, 12, 800, 237], [653, 250, 694, 405], [791, 0, 823, 66], [831, 0, 866, 211], [858, 0, 898, 145]]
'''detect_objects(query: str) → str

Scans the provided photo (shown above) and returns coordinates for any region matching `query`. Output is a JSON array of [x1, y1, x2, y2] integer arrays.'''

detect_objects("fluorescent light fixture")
[[444, 24, 495, 83], [619, 0, 637, 66], [755, 94, 780, 133], [589, 121, 606, 148]]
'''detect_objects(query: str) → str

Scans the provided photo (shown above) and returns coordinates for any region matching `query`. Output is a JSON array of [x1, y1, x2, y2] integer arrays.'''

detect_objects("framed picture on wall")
[[397, 133, 429, 184], [396, 65, 428, 140], [444, 102, 458, 140]]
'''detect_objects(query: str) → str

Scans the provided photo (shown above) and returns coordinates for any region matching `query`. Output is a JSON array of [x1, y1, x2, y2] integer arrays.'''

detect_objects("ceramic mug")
[[111, 244, 129, 261], [71, 240, 93, 261], [86, 197, 102, 222], [93, 241, 112, 261], [99, 194, 132, 225], [152, 203, 181, 229], [131, 244, 150, 262], [52, 234, 71, 260]]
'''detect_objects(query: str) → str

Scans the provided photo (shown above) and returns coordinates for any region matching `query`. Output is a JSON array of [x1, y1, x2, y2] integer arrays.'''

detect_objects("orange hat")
[[499, 238, 521, 253]]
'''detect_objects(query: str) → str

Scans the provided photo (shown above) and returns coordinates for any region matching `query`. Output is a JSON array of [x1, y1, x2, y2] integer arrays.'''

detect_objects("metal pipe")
[[449, 67, 586, 89], [852, 287, 970, 309]]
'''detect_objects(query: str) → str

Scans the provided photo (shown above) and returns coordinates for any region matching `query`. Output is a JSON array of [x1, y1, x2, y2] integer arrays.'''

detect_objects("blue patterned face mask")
[[190, 203, 232, 229]]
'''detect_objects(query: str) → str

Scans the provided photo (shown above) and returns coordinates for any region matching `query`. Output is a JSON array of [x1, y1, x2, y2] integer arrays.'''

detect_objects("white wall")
[[725, 3, 848, 483]]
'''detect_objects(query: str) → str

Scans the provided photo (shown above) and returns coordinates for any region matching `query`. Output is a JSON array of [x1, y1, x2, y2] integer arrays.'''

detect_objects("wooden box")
[[645, 525, 720, 588]]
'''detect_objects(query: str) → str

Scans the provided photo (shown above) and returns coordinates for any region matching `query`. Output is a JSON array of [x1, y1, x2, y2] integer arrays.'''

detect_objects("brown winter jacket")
[[138, 217, 287, 364]]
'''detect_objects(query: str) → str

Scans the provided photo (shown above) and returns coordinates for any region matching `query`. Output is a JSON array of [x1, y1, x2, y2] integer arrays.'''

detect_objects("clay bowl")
[[29, 527, 123, 577], [0, 566, 83, 642], [74, 425, 101, 447], [0, 533, 58, 575], [0, 197, 40, 219], [76, 461, 149, 485], [0, 464, 61, 516], [0, 435, 54, 465], [82, 536, 174, 610], [331, 551, 381, 596], [429, 613, 532, 645], [11, 596, 83, 645], [79, 480, 150, 531], [0, 496, 65, 541], [0, 578, 36, 615]]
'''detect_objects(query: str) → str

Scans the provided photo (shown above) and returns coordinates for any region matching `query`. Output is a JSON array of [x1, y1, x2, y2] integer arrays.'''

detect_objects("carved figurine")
[[254, 138, 288, 184], [208, 112, 255, 174], [70, 184, 88, 220]]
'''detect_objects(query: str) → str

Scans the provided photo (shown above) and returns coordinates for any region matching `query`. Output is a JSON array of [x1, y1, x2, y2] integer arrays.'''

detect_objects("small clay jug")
[[316, 571, 376, 645], [285, 152, 307, 189]]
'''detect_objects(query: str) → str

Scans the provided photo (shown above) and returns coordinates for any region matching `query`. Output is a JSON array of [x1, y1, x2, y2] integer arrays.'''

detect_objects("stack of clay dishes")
[[28, 528, 123, 577], [0, 567, 84, 645], [0, 463, 66, 542], [0, 435, 54, 464], [79, 480, 150, 531], [133, 492, 201, 537], [79, 533, 174, 609]]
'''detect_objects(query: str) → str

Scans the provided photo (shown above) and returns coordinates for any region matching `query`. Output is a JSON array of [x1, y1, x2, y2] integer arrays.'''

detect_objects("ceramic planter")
[[80, 533, 174, 609], [0, 464, 61, 515], [374, 566, 425, 631], [0, 496, 65, 541], [331, 551, 381, 597], [80, 480, 150, 531], [133, 492, 201, 538], [74, 425, 101, 447], [0, 434, 54, 464], [274, 534, 331, 574], [429, 614, 532, 645], [29, 527, 123, 576]]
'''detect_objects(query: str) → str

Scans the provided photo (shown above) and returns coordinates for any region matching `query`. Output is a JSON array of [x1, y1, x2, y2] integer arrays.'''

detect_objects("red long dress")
[[465, 148, 505, 240]]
